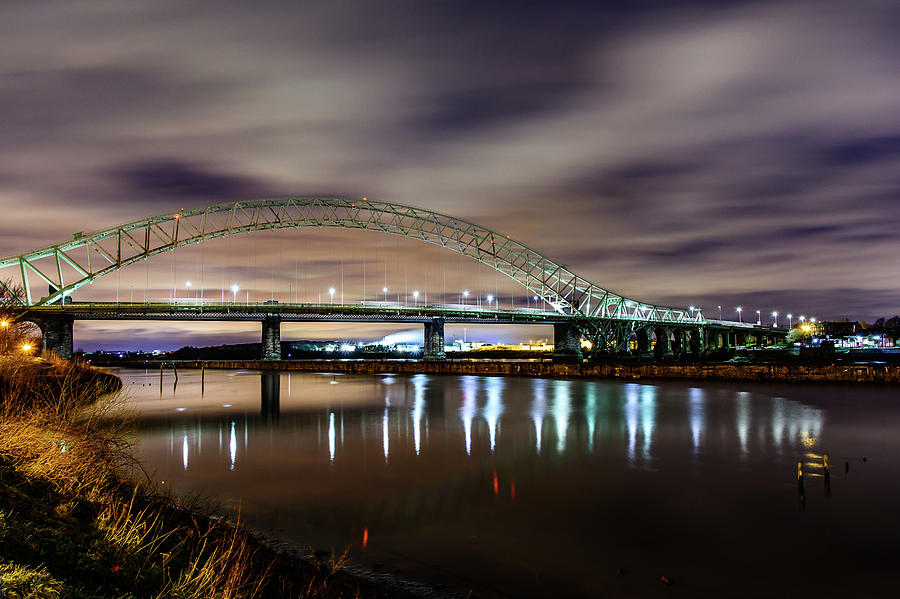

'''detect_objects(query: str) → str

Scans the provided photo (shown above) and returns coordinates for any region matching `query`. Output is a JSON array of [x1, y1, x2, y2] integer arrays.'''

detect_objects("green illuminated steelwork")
[[0, 197, 704, 325]]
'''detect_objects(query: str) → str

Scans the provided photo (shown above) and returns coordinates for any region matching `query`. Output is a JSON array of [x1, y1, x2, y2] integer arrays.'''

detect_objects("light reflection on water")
[[122, 369, 898, 598]]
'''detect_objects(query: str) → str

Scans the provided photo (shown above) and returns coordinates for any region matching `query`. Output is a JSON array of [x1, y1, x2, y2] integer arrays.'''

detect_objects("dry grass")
[[0, 353, 368, 598], [0, 354, 294, 599]]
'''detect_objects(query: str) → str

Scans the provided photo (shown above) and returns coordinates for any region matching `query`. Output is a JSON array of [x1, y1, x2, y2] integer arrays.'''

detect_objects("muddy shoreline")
[[94, 357, 900, 384]]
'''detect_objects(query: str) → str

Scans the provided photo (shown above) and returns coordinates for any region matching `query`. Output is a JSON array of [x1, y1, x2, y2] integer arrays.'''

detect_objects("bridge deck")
[[22, 301, 569, 325], [18, 302, 788, 333]]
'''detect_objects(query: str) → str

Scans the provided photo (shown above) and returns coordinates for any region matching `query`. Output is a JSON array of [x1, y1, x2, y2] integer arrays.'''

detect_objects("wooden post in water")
[[159, 364, 163, 395], [797, 460, 805, 508], [201, 364, 205, 395], [823, 453, 831, 498]]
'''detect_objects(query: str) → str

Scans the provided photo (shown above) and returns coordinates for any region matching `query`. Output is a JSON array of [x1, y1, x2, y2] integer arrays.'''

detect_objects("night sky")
[[2, 1, 899, 350]]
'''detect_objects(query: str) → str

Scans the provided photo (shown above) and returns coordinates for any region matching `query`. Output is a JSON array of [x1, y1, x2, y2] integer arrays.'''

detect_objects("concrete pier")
[[424, 318, 446, 362], [35, 315, 74, 359], [553, 322, 583, 363], [261, 316, 281, 360]]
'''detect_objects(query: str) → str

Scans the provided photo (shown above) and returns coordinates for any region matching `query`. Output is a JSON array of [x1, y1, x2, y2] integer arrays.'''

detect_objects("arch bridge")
[[0, 197, 780, 360]]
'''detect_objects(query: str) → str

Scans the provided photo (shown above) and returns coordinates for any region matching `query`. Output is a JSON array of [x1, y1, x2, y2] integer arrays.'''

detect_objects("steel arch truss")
[[0, 197, 704, 325]]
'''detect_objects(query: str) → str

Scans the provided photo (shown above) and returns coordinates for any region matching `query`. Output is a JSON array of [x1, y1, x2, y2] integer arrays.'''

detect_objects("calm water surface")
[[118, 368, 900, 597]]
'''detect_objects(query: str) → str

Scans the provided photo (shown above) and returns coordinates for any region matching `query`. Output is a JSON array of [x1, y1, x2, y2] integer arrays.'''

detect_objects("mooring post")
[[201, 364, 205, 395], [797, 460, 805, 508], [823, 453, 831, 498]]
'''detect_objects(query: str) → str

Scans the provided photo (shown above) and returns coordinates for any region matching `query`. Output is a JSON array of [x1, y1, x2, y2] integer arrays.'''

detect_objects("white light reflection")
[[553, 381, 572, 454], [182, 434, 189, 470], [328, 412, 336, 462], [624, 384, 639, 463], [736, 391, 750, 458], [412, 375, 426, 455], [640, 385, 656, 461], [461, 377, 477, 455], [484, 377, 504, 453], [382, 406, 390, 462], [771, 397, 786, 454], [229, 421, 237, 471], [585, 385, 597, 452], [689, 387, 705, 454], [531, 379, 547, 454]]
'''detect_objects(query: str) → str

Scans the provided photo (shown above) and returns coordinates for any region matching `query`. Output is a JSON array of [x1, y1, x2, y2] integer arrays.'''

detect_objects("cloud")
[[108, 158, 271, 203], [2, 0, 900, 345]]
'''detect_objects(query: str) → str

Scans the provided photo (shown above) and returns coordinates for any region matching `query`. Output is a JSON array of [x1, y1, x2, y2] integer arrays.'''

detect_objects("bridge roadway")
[[19, 301, 788, 362]]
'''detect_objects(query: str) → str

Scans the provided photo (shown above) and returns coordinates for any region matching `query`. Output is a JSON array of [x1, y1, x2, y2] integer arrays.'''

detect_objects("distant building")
[[817, 320, 892, 348]]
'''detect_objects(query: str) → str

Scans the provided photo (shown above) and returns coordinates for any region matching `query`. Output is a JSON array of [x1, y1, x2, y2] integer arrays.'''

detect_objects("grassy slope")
[[0, 356, 367, 599]]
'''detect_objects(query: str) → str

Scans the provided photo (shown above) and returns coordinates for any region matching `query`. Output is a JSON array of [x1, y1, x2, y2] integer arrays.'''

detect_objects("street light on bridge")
[[736, 307, 742, 323], [787, 313, 792, 328], [413, 290, 419, 306], [756, 310, 761, 325], [462, 289, 469, 305], [231, 284, 239, 303], [329, 287, 336, 305], [382, 287, 388, 302], [772, 311, 778, 327]]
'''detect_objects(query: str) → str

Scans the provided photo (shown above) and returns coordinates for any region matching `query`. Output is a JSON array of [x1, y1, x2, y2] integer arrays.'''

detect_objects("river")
[[117, 368, 900, 598]]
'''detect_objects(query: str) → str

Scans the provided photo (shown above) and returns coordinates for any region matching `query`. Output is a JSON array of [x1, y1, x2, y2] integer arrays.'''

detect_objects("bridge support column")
[[261, 316, 281, 360], [553, 322, 583, 363], [35, 315, 74, 360], [613, 326, 628, 356], [690, 329, 702, 357], [653, 327, 672, 360], [424, 318, 446, 362], [671, 328, 685, 358], [635, 327, 651, 356]]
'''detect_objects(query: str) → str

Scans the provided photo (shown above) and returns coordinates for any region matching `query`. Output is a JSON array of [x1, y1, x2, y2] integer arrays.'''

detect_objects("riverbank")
[[0, 355, 426, 598], [94, 357, 900, 384]]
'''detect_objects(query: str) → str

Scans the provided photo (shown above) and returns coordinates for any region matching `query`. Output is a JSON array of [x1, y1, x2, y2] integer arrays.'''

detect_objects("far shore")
[[89, 356, 900, 384]]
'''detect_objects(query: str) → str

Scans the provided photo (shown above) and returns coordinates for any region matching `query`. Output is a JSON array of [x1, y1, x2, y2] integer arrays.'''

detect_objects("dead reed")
[[0, 354, 361, 599]]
